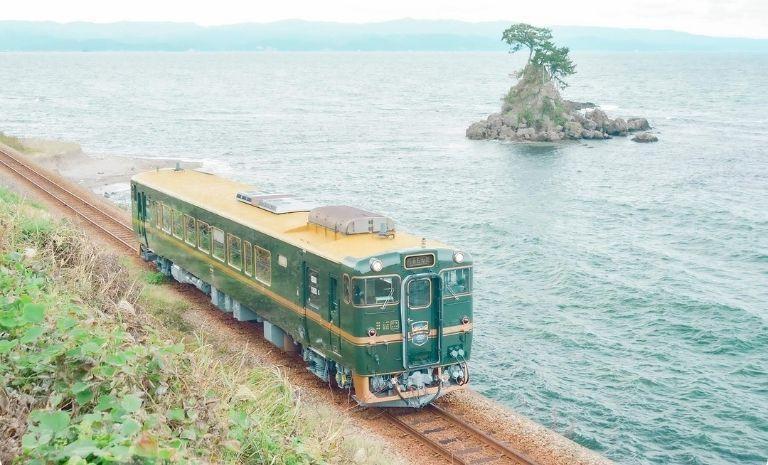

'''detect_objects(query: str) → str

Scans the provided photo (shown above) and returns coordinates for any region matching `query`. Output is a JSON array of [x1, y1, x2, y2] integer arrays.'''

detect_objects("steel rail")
[[0, 147, 138, 252], [384, 404, 540, 465]]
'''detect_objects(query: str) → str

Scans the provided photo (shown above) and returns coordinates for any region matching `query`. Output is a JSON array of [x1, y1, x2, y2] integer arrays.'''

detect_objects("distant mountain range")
[[1, 19, 767, 52]]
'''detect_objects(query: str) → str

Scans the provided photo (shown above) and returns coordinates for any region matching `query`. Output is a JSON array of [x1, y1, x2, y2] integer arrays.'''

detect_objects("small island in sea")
[[467, 23, 658, 143]]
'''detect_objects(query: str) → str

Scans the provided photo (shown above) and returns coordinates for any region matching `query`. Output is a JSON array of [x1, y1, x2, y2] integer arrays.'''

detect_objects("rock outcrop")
[[466, 66, 656, 143], [631, 132, 658, 143]]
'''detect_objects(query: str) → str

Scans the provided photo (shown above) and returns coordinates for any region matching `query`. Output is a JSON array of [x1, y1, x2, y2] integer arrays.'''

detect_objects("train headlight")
[[368, 328, 377, 337], [453, 251, 465, 263], [369, 258, 383, 272], [461, 316, 470, 325]]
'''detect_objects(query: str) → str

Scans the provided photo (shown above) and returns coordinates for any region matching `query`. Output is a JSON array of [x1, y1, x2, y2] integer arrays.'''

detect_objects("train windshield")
[[352, 276, 401, 307], [441, 267, 472, 297]]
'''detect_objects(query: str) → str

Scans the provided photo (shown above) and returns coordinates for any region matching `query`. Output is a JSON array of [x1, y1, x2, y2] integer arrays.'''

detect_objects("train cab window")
[[351, 276, 400, 307], [243, 241, 253, 276], [184, 215, 196, 246], [441, 267, 472, 297], [254, 246, 271, 285], [212, 228, 225, 261], [197, 221, 211, 253], [227, 234, 242, 270], [407, 278, 432, 310], [162, 204, 172, 233], [172, 211, 184, 239], [307, 268, 320, 309]]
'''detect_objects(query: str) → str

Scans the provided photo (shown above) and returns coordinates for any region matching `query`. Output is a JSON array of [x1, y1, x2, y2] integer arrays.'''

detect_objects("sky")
[[1, 0, 767, 39]]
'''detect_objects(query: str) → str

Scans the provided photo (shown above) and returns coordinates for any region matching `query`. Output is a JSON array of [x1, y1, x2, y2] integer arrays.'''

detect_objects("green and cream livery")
[[130, 168, 472, 407]]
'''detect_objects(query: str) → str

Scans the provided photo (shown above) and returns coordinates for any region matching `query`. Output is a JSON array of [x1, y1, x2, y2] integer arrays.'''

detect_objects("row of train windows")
[[340, 267, 471, 309], [147, 200, 272, 285]]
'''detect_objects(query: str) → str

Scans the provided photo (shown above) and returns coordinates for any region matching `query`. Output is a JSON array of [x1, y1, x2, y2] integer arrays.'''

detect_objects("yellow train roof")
[[132, 169, 450, 263]]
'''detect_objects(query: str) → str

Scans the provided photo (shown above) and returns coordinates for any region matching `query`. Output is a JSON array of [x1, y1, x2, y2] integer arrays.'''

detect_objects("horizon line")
[[1, 18, 767, 41]]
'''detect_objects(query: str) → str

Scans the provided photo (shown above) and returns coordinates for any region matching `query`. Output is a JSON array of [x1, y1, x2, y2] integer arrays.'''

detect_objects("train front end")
[[344, 247, 473, 408]]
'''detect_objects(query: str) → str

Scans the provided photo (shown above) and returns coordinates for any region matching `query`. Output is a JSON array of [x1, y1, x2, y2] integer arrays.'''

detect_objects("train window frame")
[[350, 275, 401, 308], [162, 204, 172, 234], [440, 266, 472, 298], [172, 210, 184, 239], [307, 267, 321, 310], [243, 240, 253, 276], [407, 278, 432, 310], [146, 199, 154, 225], [342, 274, 351, 304], [212, 227, 225, 262], [254, 245, 272, 285], [184, 215, 196, 246], [197, 220, 211, 253], [227, 234, 242, 270]]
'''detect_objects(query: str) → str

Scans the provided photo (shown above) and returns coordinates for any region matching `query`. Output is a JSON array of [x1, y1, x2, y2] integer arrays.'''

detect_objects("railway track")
[[384, 404, 539, 465], [0, 146, 540, 465], [0, 147, 138, 252]]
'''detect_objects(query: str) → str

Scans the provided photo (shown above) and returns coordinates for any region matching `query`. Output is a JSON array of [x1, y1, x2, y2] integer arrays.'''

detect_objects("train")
[[130, 167, 472, 407]]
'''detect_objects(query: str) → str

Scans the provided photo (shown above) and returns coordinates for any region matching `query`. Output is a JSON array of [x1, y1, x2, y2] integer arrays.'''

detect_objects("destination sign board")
[[405, 254, 435, 269]]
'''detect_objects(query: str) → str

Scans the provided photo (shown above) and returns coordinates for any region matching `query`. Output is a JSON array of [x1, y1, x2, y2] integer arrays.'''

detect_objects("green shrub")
[[143, 271, 167, 285]]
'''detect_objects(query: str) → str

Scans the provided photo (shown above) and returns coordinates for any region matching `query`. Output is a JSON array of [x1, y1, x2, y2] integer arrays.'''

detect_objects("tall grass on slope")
[[0, 189, 390, 465], [0, 132, 29, 153]]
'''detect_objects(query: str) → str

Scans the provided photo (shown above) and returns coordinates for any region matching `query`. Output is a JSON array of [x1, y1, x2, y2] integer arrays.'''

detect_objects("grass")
[[0, 186, 393, 465], [0, 131, 30, 153]]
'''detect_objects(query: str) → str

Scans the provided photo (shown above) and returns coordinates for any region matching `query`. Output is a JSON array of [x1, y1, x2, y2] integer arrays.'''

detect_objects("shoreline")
[[16, 136, 202, 205]]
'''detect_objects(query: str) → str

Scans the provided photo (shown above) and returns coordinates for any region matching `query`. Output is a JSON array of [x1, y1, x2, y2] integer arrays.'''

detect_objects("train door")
[[328, 275, 341, 354], [132, 185, 147, 236], [303, 263, 324, 344], [401, 273, 442, 369]]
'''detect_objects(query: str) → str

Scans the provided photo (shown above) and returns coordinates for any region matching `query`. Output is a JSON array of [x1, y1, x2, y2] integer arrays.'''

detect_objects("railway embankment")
[[0, 186, 395, 464], [0, 136, 614, 465]]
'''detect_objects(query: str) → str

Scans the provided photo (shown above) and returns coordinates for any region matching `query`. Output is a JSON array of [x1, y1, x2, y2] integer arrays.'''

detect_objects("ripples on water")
[[1, 52, 767, 465]]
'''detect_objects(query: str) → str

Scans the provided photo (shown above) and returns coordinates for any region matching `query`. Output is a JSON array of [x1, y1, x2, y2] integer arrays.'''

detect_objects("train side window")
[[227, 234, 242, 270], [243, 241, 253, 276], [146, 199, 154, 225], [184, 215, 196, 246], [172, 210, 184, 239], [351, 276, 400, 307], [154, 202, 161, 228], [307, 268, 320, 309], [342, 274, 351, 304], [212, 228, 225, 261], [441, 267, 472, 297], [162, 204, 172, 234], [197, 221, 211, 253], [254, 246, 272, 285]]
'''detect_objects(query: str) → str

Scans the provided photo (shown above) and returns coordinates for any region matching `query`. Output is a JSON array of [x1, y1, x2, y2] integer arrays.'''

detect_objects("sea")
[[1, 52, 766, 465]]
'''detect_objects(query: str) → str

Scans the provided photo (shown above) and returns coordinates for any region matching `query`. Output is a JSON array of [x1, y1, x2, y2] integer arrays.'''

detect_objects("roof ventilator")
[[308, 205, 395, 237]]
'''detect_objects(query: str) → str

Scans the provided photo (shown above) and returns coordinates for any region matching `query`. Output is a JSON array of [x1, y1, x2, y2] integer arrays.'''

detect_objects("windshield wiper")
[[379, 278, 395, 310], [444, 282, 459, 301]]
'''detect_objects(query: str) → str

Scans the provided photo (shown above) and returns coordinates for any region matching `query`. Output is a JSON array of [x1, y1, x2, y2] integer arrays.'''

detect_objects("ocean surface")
[[1, 52, 767, 465]]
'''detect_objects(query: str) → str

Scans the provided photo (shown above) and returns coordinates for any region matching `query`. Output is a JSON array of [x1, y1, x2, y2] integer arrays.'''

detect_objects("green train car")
[[130, 168, 472, 407]]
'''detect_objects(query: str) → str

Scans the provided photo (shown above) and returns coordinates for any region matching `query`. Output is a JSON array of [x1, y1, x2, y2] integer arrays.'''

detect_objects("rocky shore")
[[467, 105, 654, 142]]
